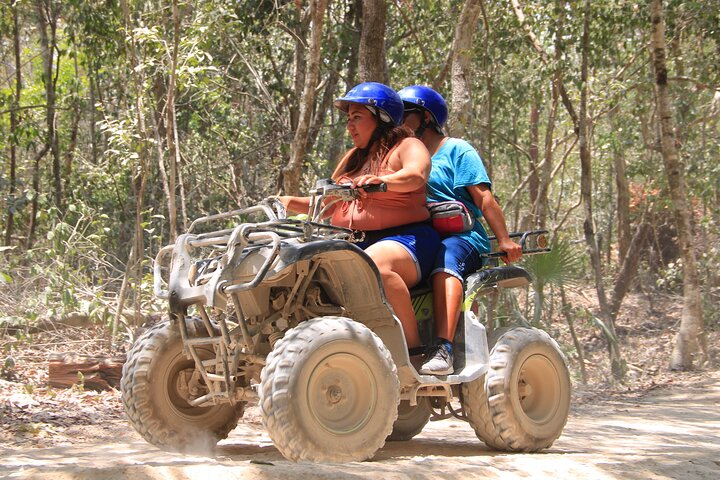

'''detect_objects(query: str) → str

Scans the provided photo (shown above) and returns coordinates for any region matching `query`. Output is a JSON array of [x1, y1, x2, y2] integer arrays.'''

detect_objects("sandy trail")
[[2, 372, 719, 479]]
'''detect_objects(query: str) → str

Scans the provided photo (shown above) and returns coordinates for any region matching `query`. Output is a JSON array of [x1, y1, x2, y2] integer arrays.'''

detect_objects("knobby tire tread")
[[121, 319, 243, 452], [260, 316, 399, 462], [484, 327, 570, 452]]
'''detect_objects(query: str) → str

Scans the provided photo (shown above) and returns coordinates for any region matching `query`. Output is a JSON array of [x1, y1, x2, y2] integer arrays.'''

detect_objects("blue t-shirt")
[[426, 138, 491, 253]]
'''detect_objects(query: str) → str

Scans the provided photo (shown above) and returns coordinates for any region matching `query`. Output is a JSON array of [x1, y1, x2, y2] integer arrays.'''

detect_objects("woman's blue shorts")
[[356, 223, 440, 282]]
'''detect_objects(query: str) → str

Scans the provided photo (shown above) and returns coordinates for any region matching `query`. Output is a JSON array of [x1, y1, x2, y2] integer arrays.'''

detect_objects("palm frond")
[[521, 237, 584, 289]]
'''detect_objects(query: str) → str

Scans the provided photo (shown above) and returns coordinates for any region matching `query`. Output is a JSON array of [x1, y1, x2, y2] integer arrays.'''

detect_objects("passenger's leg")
[[364, 241, 421, 348], [421, 236, 482, 375], [431, 272, 463, 342], [419, 272, 461, 374]]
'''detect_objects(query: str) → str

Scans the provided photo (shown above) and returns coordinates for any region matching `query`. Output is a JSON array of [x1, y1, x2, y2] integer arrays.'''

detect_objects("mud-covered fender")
[[263, 239, 412, 375]]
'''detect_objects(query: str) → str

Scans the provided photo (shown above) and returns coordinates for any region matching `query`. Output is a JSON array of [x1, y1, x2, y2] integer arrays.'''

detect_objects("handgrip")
[[360, 182, 387, 193]]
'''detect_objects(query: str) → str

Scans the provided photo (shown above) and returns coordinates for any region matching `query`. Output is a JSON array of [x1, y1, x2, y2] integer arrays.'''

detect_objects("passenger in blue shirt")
[[398, 85, 523, 375]]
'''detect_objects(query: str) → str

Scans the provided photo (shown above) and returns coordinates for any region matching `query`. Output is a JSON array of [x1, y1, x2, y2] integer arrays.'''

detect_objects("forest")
[[0, 0, 718, 387]]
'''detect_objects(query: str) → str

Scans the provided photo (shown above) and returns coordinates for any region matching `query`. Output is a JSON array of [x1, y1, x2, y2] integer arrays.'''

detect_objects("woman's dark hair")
[[333, 122, 415, 179]]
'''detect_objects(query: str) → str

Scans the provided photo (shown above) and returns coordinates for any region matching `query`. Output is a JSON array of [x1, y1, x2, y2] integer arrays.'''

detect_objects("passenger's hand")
[[498, 238, 523, 264]]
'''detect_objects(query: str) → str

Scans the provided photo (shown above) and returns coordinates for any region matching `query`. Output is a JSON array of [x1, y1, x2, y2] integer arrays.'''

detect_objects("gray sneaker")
[[419, 342, 454, 375]]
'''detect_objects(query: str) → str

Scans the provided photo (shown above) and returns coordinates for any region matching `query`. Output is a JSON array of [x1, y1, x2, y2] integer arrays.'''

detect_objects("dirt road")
[[1, 372, 718, 480]]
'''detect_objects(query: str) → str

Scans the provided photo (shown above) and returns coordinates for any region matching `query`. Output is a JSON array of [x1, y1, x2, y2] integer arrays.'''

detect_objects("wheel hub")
[[326, 384, 343, 404], [175, 368, 206, 402], [307, 353, 376, 434], [517, 354, 560, 423]]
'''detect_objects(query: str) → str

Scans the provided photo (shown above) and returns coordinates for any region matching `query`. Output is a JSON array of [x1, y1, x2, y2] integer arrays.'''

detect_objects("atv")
[[121, 179, 571, 462]]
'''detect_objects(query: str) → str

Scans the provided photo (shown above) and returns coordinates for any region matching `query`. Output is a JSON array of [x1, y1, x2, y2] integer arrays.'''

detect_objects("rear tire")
[[260, 317, 399, 462], [461, 377, 505, 448], [387, 397, 432, 441], [121, 318, 244, 452], [463, 327, 570, 452]]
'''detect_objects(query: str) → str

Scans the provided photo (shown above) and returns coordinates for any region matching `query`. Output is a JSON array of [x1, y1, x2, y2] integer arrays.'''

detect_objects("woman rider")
[[278, 82, 440, 352], [398, 85, 523, 375]]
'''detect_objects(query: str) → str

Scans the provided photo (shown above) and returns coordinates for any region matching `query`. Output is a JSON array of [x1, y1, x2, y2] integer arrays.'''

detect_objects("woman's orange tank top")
[[330, 145, 429, 231]]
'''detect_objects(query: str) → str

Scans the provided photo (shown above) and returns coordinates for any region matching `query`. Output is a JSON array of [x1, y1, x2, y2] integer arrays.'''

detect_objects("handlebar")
[[310, 179, 387, 197], [307, 179, 387, 224]]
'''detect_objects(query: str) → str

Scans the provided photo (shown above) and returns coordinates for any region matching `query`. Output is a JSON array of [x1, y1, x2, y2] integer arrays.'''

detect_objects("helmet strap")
[[358, 123, 385, 156], [414, 119, 429, 138]]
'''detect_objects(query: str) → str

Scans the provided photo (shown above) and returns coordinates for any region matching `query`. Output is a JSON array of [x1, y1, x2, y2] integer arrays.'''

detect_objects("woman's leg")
[[363, 241, 422, 348]]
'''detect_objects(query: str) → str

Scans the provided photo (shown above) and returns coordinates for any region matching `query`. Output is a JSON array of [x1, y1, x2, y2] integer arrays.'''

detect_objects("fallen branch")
[[48, 353, 126, 391]]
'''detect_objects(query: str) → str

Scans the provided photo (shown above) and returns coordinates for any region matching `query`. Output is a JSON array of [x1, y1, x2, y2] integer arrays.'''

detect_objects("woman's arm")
[[277, 196, 311, 214], [352, 137, 431, 192]]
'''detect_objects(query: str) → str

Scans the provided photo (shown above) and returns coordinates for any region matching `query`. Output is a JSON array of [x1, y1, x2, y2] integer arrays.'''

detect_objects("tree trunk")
[[89, 64, 99, 165], [341, 0, 361, 91], [25, 145, 50, 250], [63, 39, 81, 198], [650, 0, 706, 370], [290, 5, 310, 133], [533, 79, 558, 229], [5, 3, 21, 248], [610, 107, 632, 261], [479, 2, 493, 179], [528, 102, 540, 205], [561, 285, 587, 385], [36, 0, 62, 211], [283, 0, 328, 196], [448, 0, 482, 140], [357, 0, 387, 83], [578, 0, 625, 380], [609, 222, 652, 318], [163, 0, 182, 239], [120, 0, 150, 328], [328, 0, 362, 166]]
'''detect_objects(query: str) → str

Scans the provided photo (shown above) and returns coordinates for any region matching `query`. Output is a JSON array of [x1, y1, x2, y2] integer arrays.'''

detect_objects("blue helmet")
[[397, 85, 448, 134], [335, 82, 405, 126]]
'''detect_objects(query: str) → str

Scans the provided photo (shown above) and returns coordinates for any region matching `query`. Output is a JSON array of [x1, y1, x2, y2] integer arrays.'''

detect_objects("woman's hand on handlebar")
[[350, 174, 386, 197]]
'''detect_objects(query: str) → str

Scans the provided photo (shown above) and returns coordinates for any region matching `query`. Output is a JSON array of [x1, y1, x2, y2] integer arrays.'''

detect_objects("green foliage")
[[522, 237, 584, 290], [3, 201, 123, 329], [656, 259, 684, 292], [521, 236, 585, 326], [0, 0, 717, 345]]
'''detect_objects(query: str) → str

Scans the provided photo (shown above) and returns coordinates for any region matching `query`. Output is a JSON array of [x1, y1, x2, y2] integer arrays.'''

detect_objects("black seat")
[[465, 265, 532, 291], [409, 265, 531, 298]]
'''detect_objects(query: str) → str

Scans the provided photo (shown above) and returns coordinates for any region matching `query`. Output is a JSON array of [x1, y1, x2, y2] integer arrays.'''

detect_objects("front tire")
[[260, 317, 400, 462], [121, 318, 244, 452]]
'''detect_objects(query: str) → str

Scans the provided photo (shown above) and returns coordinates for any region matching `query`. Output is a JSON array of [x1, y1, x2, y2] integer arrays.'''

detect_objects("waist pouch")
[[428, 201, 475, 235]]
